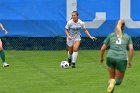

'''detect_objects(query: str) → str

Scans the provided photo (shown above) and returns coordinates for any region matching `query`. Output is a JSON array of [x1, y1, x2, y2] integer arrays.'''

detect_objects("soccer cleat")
[[3, 62, 9, 67], [72, 63, 76, 68], [68, 58, 71, 66], [107, 79, 116, 93]]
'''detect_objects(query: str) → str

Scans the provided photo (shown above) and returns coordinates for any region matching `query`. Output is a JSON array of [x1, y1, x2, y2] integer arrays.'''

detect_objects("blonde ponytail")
[[115, 20, 125, 39]]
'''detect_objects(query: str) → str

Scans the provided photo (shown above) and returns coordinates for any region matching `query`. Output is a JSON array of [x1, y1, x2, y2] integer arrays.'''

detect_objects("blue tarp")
[[0, 0, 140, 37]]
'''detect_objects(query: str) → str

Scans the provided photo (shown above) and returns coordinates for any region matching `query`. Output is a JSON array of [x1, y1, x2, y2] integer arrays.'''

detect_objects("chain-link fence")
[[2, 37, 140, 50]]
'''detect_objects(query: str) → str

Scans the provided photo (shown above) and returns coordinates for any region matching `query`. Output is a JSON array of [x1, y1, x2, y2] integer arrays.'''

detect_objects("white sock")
[[68, 51, 72, 59], [72, 52, 78, 63]]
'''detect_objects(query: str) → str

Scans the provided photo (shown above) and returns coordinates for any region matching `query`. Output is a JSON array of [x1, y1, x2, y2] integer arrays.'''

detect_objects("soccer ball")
[[60, 61, 69, 69]]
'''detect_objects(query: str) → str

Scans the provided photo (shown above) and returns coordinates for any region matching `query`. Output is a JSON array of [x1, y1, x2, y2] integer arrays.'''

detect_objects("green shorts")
[[106, 57, 127, 72]]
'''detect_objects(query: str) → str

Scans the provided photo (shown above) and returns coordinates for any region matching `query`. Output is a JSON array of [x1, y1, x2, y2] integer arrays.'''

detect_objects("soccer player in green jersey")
[[0, 23, 9, 67], [100, 20, 134, 93]]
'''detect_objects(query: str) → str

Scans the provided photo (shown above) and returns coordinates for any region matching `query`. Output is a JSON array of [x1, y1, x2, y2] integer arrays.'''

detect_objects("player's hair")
[[72, 11, 79, 16], [121, 22, 125, 32], [115, 20, 125, 38]]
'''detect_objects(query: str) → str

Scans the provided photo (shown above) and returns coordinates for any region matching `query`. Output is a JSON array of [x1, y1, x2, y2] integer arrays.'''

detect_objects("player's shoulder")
[[124, 33, 130, 37], [108, 32, 116, 37], [78, 19, 84, 24], [123, 33, 131, 39], [67, 19, 73, 24]]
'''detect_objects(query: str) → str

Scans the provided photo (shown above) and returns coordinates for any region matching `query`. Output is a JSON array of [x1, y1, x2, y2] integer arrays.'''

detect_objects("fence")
[[2, 37, 140, 50]]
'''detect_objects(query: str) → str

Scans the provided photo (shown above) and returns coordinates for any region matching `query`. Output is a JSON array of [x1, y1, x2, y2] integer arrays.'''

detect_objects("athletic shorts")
[[66, 36, 81, 47], [106, 57, 127, 72]]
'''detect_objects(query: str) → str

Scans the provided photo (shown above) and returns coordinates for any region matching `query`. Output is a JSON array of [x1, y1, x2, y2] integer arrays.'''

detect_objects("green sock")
[[0, 50, 6, 63], [115, 79, 122, 85]]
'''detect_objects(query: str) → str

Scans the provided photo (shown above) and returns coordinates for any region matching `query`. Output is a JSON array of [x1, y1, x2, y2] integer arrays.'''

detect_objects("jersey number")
[[116, 38, 122, 45]]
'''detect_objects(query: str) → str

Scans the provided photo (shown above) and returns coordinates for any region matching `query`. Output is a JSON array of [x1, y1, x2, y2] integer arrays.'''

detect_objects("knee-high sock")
[[68, 51, 72, 59], [0, 50, 5, 63], [115, 79, 122, 85], [72, 52, 78, 63]]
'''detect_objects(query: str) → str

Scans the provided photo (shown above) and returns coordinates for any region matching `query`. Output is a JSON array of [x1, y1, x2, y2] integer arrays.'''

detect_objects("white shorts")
[[66, 36, 81, 47]]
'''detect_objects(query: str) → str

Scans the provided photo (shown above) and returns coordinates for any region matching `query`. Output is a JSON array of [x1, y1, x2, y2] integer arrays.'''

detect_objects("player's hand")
[[91, 37, 97, 41], [128, 62, 132, 68], [68, 36, 72, 40], [100, 58, 104, 64], [4, 30, 8, 35]]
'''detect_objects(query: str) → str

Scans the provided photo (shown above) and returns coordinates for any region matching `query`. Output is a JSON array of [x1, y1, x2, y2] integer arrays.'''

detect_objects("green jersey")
[[104, 32, 133, 60]]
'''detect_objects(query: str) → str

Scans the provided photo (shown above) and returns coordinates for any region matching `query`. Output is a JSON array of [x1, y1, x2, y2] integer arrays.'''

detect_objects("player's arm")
[[0, 23, 8, 34], [100, 34, 110, 64], [82, 22, 97, 41], [65, 21, 72, 40], [65, 29, 71, 40], [83, 28, 97, 41], [128, 44, 134, 68], [100, 44, 108, 64]]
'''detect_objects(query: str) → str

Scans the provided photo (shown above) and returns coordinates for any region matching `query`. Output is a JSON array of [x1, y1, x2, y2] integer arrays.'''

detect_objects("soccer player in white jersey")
[[65, 11, 97, 68], [0, 23, 9, 67]]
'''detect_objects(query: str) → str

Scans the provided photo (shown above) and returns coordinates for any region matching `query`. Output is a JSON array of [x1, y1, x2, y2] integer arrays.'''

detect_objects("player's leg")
[[108, 67, 115, 79], [110, 69, 125, 93], [107, 67, 116, 93], [115, 60, 127, 85], [107, 59, 127, 93], [115, 70, 125, 85], [72, 40, 80, 68], [0, 39, 9, 67], [66, 38, 73, 66], [67, 46, 73, 66], [106, 58, 116, 93]]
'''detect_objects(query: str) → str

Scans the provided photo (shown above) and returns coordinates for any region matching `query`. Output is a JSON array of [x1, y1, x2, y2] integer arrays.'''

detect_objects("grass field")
[[0, 50, 139, 93]]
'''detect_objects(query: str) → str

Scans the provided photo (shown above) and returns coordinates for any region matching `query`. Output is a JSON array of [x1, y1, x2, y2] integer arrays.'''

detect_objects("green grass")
[[0, 50, 139, 93]]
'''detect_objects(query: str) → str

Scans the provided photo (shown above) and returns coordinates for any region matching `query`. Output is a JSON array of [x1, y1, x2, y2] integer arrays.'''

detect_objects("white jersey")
[[65, 19, 86, 38]]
